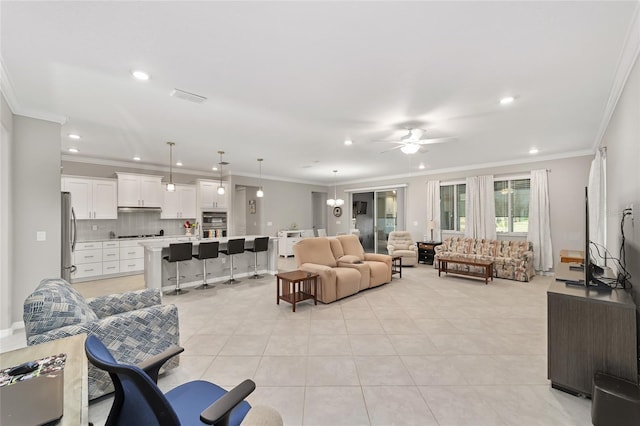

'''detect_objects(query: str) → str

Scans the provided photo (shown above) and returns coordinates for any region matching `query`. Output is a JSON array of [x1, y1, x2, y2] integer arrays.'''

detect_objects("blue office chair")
[[84, 335, 254, 426]]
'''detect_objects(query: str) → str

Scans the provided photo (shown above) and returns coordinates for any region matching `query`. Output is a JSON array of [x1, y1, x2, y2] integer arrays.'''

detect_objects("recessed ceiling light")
[[176, 162, 183, 166], [68, 147, 79, 153], [500, 96, 515, 105], [529, 148, 539, 154], [344, 139, 353, 146], [419, 163, 425, 170], [68, 133, 81, 140], [212, 166, 218, 171], [133, 156, 141, 161], [131, 70, 150, 81]]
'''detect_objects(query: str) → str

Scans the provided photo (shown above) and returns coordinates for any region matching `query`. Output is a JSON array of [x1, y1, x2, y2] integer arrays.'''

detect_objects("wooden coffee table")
[[276, 270, 318, 312], [438, 256, 494, 285]]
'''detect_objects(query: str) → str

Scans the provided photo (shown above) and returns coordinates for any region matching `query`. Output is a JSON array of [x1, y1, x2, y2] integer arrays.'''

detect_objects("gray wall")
[[12, 115, 61, 323], [230, 174, 327, 236], [331, 156, 593, 266], [601, 54, 639, 332]]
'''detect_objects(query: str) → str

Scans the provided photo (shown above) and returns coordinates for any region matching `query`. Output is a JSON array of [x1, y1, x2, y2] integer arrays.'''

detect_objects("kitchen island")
[[139, 236, 278, 291]]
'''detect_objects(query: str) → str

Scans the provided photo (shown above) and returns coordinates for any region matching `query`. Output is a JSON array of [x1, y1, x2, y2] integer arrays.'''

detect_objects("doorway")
[[351, 187, 405, 253], [234, 185, 263, 236], [312, 192, 327, 235]]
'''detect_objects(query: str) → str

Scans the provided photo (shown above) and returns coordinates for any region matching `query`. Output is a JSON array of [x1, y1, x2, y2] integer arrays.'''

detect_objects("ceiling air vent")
[[169, 89, 207, 104]]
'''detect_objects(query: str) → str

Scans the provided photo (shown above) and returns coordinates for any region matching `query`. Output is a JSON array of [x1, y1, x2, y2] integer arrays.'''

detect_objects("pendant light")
[[166, 142, 176, 192], [326, 170, 344, 207], [256, 158, 264, 198], [217, 151, 226, 195]]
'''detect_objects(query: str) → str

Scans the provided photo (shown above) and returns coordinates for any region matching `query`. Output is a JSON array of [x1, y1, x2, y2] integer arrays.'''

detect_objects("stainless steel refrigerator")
[[61, 191, 77, 281]]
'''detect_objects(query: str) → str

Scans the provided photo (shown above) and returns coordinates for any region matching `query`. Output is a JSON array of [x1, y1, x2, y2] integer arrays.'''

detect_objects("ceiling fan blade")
[[380, 145, 404, 154], [416, 137, 458, 145]]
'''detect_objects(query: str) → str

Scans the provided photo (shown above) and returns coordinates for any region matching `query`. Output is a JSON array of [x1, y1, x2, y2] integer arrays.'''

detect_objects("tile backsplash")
[[75, 211, 196, 241]]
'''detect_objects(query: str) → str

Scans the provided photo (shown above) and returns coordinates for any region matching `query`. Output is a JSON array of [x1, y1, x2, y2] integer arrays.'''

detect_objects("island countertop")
[[140, 235, 279, 291]]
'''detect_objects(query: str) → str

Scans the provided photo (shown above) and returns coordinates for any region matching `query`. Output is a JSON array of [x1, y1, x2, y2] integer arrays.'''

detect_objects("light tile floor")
[[2, 258, 592, 425]]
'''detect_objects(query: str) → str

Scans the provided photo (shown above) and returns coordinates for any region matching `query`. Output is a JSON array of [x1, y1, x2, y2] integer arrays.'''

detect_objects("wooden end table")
[[391, 256, 402, 279], [276, 270, 318, 312], [438, 256, 494, 285]]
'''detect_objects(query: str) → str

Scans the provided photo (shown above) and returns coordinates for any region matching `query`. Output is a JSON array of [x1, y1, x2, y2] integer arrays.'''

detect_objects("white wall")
[[332, 156, 592, 265], [601, 54, 640, 307], [11, 115, 61, 324], [0, 94, 13, 332]]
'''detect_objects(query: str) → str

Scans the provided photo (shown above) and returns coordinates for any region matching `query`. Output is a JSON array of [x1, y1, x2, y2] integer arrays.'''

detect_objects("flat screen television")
[[570, 186, 609, 289]]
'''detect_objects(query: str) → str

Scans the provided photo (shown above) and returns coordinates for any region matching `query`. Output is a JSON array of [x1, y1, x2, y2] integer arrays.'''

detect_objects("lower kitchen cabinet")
[[71, 239, 148, 282]]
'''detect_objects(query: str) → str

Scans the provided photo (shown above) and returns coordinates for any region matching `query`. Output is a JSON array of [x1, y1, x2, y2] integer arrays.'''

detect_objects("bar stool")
[[164, 242, 192, 296], [248, 237, 269, 279], [194, 241, 219, 290], [220, 238, 245, 284]]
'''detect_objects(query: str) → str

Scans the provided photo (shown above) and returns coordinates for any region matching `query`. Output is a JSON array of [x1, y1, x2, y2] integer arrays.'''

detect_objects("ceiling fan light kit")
[[400, 143, 420, 154]]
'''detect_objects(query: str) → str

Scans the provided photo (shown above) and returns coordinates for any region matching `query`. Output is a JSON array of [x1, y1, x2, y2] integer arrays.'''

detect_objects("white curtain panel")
[[588, 148, 606, 255], [465, 175, 496, 239], [426, 180, 440, 241], [528, 169, 553, 272]]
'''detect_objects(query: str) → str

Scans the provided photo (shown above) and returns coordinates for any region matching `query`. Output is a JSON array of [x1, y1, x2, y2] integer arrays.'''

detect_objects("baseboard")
[[0, 321, 25, 338]]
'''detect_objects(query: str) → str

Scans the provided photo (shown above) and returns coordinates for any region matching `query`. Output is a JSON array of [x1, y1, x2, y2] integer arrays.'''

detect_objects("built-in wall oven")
[[202, 211, 227, 238]]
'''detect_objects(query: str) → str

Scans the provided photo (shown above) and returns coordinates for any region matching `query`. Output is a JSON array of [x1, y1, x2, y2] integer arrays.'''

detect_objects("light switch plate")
[[36, 231, 46, 241], [267, 221, 273, 226]]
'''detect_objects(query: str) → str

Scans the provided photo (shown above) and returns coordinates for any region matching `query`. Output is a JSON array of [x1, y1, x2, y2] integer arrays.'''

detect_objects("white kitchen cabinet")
[[118, 239, 147, 273], [162, 185, 197, 219], [198, 180, 228, 210], [62, 176, 117, 220], [71, 241, 103, 279], [116, 173, 163, 208]]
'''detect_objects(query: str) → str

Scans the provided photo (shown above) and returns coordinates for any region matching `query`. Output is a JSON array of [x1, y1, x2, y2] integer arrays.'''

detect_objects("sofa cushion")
[[293, 237, 337, 267], [24, 278, 99, 337], [329, 238, 344, 260], [336, 235, 365, 261]]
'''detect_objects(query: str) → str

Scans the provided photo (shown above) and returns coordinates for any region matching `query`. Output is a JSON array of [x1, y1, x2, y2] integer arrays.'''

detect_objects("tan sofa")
[[434, 237, 535, 282], [292, 235, 392, 303]]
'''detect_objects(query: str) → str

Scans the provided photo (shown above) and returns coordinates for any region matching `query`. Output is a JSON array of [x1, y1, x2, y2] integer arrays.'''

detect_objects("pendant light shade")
[[326, 170, 344, 207], [217, 151, 225, 195], [166, 142, 176, 192], [256, 158, 264, 198]]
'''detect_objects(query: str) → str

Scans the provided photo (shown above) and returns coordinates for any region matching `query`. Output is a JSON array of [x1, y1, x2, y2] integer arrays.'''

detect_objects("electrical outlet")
[[92, 225, 98, 231]]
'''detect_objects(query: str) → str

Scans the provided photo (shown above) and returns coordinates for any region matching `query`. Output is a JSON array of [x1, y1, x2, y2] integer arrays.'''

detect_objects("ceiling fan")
[[379, 128, 456, 154]]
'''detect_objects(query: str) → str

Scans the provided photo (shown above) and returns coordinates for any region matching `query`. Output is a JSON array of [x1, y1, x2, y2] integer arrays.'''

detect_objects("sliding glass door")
[[351, 187, 405, 253]]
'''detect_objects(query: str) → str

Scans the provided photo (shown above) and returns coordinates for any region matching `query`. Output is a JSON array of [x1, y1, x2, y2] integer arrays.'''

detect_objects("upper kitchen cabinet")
[[116, 173, 163, 208], [161, 184, 196, 219], [62, 176, 117, 219], [198, 180, 228, 210]]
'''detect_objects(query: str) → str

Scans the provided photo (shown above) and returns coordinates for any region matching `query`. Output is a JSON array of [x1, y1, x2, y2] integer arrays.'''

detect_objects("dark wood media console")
[[547, 280, 638, 397]]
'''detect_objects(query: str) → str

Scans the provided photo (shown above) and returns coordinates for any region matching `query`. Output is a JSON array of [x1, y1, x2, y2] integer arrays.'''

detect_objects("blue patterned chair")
[[23, 278, 180, 400]]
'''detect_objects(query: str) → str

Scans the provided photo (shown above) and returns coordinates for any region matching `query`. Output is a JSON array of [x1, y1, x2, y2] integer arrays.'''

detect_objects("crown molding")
[[593, 1, 640, 149], [0, 56, 67, 124], [338, 149, 594, 186]]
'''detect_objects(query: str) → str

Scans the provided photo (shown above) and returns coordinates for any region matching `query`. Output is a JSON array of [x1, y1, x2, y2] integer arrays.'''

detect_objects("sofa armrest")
[[28, 304, 180, 363], [87, 288, 162, 318], [364, 253, 391, 265], [387, 244, 395, 253]]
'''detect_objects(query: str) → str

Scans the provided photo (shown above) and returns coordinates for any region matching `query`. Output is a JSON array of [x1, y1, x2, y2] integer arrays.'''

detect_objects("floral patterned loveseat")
[[434, 237, 535, 282]]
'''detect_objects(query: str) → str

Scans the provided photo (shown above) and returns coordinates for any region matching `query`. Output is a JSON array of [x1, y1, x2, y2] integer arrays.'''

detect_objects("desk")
[[0, 334, 88, 425]]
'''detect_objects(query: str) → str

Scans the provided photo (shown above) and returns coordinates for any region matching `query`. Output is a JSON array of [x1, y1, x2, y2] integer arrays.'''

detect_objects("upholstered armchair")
[[23, 278, 180, 400], [387, 231, 418, 266]]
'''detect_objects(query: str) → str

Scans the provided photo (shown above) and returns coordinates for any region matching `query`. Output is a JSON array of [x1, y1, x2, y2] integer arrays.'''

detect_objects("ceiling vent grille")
[[169, 89, 207, 104]]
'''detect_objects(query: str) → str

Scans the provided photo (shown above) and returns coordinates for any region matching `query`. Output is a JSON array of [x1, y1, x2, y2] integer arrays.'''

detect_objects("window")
[[494, 178, 530, 233], [440, 183, 466, 232]]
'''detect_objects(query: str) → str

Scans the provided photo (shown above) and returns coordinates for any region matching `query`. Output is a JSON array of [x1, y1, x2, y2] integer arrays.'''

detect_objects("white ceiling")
[[2, 1, 638, 184]]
